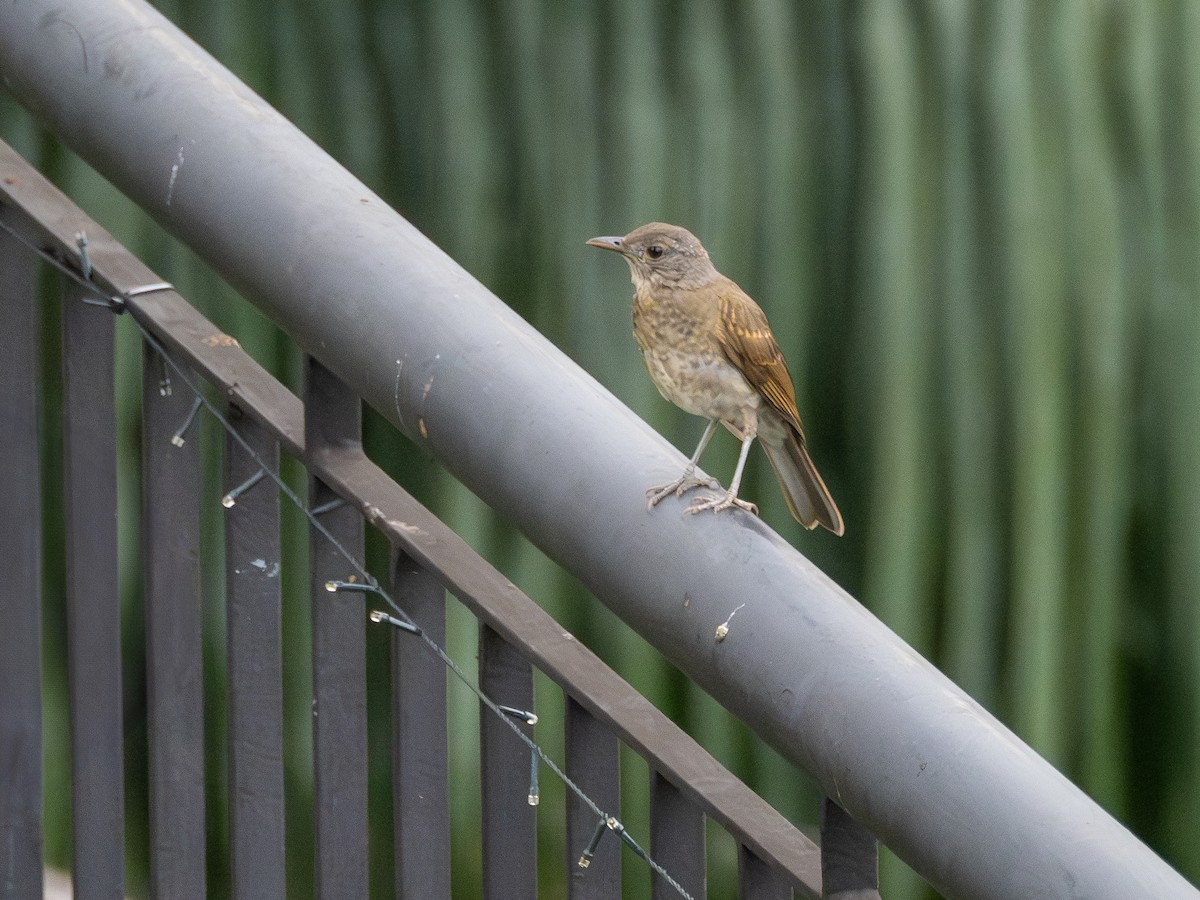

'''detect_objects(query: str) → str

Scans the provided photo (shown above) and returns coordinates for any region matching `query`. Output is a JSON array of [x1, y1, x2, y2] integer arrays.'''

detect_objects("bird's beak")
[[586, 235, 626, 255]]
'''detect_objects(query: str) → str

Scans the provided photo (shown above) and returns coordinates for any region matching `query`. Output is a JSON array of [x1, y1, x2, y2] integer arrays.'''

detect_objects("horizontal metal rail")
[[0, 137, 827, 896]]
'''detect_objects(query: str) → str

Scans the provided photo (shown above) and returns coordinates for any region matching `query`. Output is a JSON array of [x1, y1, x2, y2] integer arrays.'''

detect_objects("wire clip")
[[527, 747, 540, 806], [170, 396, 204, 447], [369, 609, 422, 635], [578, 815, 612, 868], [325, 578, 378, 594], [309, 497, 346, 517], [497, 705, 538, 726], [222, 468, 265, 508]]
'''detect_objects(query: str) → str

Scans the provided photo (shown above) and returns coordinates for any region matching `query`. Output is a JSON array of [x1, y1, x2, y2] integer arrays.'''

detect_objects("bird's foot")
[[645, 473, 721, 511], [687, 490, 759, 518]]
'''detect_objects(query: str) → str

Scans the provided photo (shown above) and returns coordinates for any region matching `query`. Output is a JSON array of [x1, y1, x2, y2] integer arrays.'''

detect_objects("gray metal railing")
[[1, 0, 1198, 894], [0, 137, 870, 898]]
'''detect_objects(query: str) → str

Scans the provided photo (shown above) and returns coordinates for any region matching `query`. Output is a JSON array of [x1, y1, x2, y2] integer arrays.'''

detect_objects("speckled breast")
[[632, 293, 759, 430]]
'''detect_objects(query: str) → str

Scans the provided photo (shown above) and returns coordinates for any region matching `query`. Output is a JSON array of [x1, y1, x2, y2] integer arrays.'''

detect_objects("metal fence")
[[0, 138, 880, 898], [5, 1, 1200, 893]]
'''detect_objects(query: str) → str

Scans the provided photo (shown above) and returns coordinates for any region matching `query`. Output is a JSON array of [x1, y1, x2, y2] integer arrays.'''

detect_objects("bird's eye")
[[646, 245, 664, 260]]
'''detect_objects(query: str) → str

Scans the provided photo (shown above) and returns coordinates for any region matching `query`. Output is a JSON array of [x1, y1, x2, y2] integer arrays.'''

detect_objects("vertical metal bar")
[[62, 280, 125, 899], [389, 549, 451, 900], [737, 844, 792, 900], [305, 358, 369, 900], [0, 214, 44, 899], [564, 697, 621, 900], [478, 624, 537, 900], [225, 411, 285, 898], [649, 770, 705, 900], [142, 341, 207, 897], [820, 798, 880, 900]]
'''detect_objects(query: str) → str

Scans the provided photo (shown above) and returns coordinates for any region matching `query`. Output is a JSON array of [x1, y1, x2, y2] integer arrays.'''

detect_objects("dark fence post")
[[565, 697, 622, 900], [390, 549, 452, 900], [649, 771, 705, 900], [738, 844, 793, 900], [0, 211, 44, 899], [479, 624, 538, 899], [63, 283, 125, 899], [305, 358, 369, 900], [225, 410, 286, 898], [821, 798, 880, 900], [141, 342, 207, 898]]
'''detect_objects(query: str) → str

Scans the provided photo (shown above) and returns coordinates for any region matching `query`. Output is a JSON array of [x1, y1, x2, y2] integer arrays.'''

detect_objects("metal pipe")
[[1, 2, 1193, 897]]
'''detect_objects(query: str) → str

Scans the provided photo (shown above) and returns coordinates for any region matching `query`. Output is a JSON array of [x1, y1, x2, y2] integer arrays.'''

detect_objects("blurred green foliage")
[[4, 1, 1200, 897]]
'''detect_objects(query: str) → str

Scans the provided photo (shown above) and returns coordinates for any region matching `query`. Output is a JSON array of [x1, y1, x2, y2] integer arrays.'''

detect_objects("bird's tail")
[[761, 427, 844, 536]]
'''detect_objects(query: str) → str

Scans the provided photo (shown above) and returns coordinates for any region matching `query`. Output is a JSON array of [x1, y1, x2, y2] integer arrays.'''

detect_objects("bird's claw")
[[645, 474, 720, 510], [686, 491, 759, 518]]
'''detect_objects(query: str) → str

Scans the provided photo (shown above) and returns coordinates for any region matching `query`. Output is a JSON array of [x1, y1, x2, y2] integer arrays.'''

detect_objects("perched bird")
[[587, 222, 843, 535]]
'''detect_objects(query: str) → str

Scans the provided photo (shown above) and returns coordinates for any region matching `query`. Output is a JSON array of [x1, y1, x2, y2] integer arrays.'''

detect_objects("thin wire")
[[139, 324, 696, 898], [4, 222, 698, 900], [0, 215, 122, 295]]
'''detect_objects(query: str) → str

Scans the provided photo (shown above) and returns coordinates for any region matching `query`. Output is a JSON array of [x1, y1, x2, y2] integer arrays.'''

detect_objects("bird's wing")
[[715, 281, 806, 438]]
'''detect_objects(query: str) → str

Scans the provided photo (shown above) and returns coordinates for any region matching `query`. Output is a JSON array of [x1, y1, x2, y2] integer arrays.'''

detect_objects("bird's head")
[[587, 222, 719, 291]]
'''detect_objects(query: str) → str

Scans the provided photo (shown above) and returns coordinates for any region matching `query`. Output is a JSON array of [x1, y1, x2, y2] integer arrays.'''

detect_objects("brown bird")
[[587, 223, 843, 535]]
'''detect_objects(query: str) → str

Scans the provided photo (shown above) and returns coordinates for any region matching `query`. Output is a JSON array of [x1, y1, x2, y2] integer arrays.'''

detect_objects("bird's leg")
[[688, 433, 759, 517], [646, 419, 721, 510]]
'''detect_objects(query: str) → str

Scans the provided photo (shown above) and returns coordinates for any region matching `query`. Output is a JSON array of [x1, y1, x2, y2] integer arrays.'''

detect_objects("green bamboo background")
[[4, 1, 1200, 897]]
